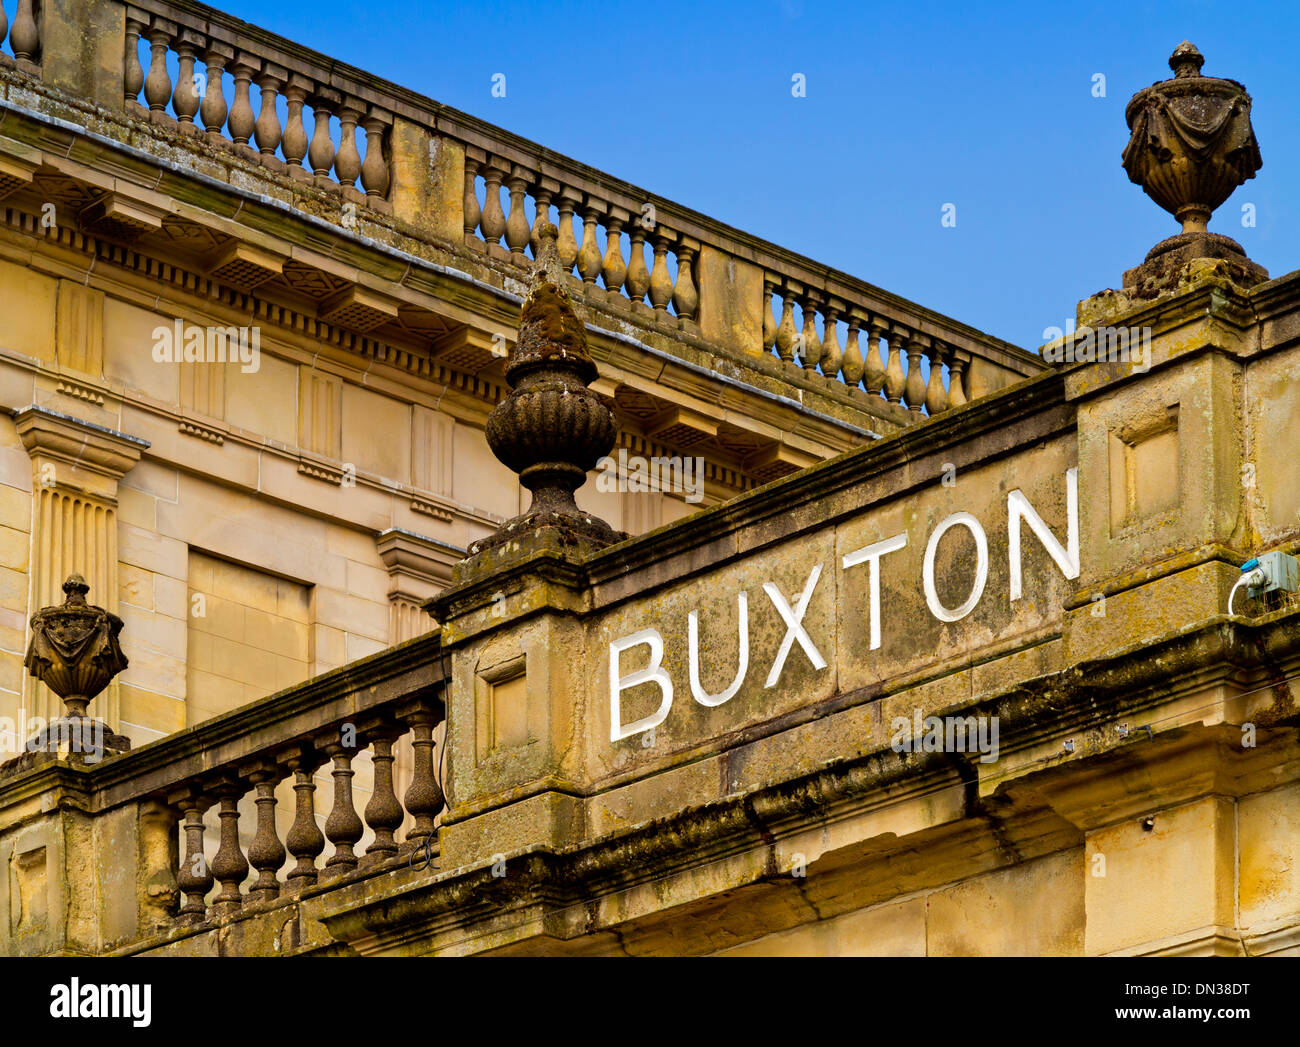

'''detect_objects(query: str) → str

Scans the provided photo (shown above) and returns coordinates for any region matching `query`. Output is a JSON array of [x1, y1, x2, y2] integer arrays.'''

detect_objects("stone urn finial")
[[1120, 42, 1267, 292], [1168, 40, 1205, 78], [24, 574, 128, 720], [469, 222, 624, 556]]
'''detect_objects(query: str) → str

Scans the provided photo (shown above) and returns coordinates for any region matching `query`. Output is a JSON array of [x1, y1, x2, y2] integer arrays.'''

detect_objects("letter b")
[[609, 629, 674, 742]]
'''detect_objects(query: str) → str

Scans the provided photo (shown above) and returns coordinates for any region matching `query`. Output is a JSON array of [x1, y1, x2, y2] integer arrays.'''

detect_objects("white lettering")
[[841, 532, 907, 650], [688, 592, 749, 707], [1008, 467, 1079, 600], [923, 512, 988, 622], [609, 629, 674, 742], [762, 564, 828, 688]]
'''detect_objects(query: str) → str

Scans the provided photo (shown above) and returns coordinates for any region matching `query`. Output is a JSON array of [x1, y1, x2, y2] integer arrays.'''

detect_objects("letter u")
[[688, 592, 749, 707]]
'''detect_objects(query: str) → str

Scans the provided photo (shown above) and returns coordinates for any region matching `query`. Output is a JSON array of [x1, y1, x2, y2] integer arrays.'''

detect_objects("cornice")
[[376, 527, 466, 590], [13, 402, 148, 478]]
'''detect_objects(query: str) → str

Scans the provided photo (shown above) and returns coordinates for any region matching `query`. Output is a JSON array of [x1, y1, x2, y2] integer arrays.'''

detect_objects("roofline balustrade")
[[4, 0, 1044, 428]]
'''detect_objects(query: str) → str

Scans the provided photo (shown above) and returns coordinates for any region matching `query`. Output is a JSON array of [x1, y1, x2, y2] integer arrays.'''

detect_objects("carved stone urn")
[[18, 574, 131, 762], [1121, 42, 1267, 293], [469, 221, 624, 556]]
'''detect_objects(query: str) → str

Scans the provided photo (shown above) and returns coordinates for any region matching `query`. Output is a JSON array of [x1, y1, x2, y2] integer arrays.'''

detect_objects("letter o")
[[922, 512, 989, 622]]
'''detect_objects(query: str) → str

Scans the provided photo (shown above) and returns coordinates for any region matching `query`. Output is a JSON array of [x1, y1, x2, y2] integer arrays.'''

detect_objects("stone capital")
[[376, 528, 464, 601], [14, 406, 148, 502]]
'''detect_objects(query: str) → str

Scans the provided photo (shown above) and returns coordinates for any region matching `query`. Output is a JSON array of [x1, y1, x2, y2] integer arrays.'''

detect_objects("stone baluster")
[[625, 226, 651, 305], [842, 313, 865, 389], [401, 702, 445, 851], [227, 56, 257, 150], [577, 202, 604, 286], [673, 240, 699, 323], [335, 101, 364, 189], [322, 740, 363, 875], [904, 335, 927, 413], [529, 180, 555, 257], [820, 301, 843, 380], [462, 156, 482, 243], [246, 761, 287, 902], [172, 34, 203, 133], [123, 19, 146, 111], [504, 167, 532, 259], [883, 328, 907, 405], [143, 26, 173, 117], [947, 352, 968, 408], [308, 89, 339, 185], [253, 66, 285, 163], [0, 4, 9, 59], [283, 746, 326, 890], [648, 232, 674, 318], [209, 775, 249, 916], [172, 789, 213, 923], [924, 341, 949, 416], [762, 276, 778, 354], [281, 78, 310, 176], [601, 210, 627, 296], [798, 294, 822, 373], [775, 286, 797, 363], [199, 46, 231, 144], [478, 159, 507, 250], [138, 800, 180, 929], [555, 188, 581, 274], [9, 0, 39, 67], [864, 319, 887, 396], [360, 112, 391, 202], [362, 720, 405, 863]]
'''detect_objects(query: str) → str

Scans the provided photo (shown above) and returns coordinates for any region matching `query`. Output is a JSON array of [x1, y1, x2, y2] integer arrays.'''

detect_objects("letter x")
[[763, 564, 827, 688]]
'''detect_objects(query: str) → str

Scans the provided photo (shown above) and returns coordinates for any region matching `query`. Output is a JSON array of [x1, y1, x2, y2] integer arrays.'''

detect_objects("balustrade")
[[24, 0, 1036, 423], [119, 16, 391, 204], [462, 164, 701, 328], [140, 695, 445, 926], [756, 276, 969, 418], [450, 150, 1017, 416], [446, 130, 1039, 421]]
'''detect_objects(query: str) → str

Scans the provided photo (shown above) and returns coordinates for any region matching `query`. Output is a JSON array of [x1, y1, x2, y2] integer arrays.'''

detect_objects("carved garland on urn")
[[1121, 42, 1267, 292], [18, 574, 131, 762]]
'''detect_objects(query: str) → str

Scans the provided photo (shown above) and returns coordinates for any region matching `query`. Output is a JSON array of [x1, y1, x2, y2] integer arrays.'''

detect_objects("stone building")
[[0, 4, 1295, 957]]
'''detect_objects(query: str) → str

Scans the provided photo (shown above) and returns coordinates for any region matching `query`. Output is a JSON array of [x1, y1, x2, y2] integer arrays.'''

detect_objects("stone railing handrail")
[[11, 0, 1043, 422]]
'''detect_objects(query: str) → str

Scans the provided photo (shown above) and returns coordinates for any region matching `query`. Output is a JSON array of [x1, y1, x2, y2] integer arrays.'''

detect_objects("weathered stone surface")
[[0, 23, 1298, 961]]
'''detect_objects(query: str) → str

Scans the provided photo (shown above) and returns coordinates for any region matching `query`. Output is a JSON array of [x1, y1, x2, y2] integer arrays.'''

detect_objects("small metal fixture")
[[1229, 552, 1300, 616]]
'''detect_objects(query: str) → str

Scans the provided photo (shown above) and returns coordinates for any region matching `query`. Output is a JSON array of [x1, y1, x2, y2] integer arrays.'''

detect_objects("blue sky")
[[217, 0, 1298, 351]]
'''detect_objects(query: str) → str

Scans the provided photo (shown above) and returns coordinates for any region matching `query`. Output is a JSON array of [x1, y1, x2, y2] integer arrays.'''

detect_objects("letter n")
[[1008, 467, 1079, 600]]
